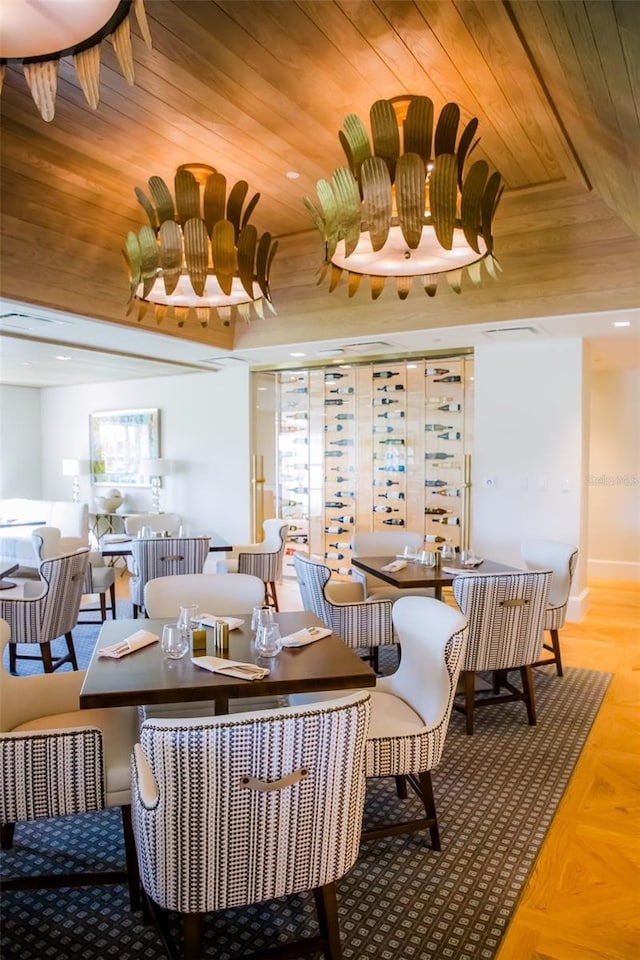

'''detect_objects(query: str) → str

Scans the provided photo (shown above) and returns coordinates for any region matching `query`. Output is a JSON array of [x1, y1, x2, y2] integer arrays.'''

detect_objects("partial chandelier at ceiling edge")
[[123, 163, 278, 329], [305, 95, 504, 300]]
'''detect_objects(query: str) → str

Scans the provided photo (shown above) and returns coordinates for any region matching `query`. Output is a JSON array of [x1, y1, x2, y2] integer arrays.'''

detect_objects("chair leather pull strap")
[[239, 768, 309, 792], [161, 554, 184, 562], [500, 598, 530, 607]]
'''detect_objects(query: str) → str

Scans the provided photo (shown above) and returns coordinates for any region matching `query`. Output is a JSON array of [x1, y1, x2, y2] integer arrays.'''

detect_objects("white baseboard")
[[587, 558, 640, 581], [567, 587, 590, 623]]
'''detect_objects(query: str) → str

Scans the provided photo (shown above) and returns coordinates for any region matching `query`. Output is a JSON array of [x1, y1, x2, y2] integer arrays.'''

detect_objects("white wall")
[[588, 368, 640, 579], [30, 368, 253, 545], [473, 338, 589, 620], [0, 385, 42, 498]]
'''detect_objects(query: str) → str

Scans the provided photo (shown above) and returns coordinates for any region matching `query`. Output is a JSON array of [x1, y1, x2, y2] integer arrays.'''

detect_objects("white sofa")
[[0, 499, 88, 573]]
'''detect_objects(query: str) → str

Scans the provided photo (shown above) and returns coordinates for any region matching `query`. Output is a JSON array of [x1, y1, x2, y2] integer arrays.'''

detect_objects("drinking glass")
[[461, 549, 477, 567], [251, 605, 274, 631], [140, 525, 153, 539], [255, 622, 282, 657], [178, 523, 189, 537], [420, 549, 436, 567], [402, 545, 418, 562], [161, 623, 190, 659], [441, 544, 456, 562], [177, 604, 199, 633]]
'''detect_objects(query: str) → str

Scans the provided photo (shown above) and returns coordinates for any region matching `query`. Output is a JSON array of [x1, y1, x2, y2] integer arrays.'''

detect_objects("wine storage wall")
[[275, 357, 473, 578]]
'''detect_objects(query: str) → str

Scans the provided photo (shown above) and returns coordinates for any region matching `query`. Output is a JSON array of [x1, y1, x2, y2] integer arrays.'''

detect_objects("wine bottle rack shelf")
[[275, 357, 473, 578]]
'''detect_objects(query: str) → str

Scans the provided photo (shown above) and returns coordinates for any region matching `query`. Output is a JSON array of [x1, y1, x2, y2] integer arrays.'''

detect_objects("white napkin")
[[281, 626, 332, 648], [381, 559, 407, 572], [98, 629, 159, 658], [196, 614, 244, 630], [192, 656, 269, 680], [442, 566, 478, 576]]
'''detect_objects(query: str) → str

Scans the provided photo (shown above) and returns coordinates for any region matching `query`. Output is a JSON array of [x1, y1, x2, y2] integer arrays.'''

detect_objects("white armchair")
[[32, 526, 116, 624], [521, 539, 578, 676], [219, 519, 289, 610]]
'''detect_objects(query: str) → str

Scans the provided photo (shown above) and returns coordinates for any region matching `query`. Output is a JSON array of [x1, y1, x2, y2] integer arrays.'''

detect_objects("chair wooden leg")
[[313, 882, 342, 960], [419, 770, 441, 851], [182, 912, 205, 960], [100, 592, 107, 623], [1, 822, 15, 849], [9, 643, 16, 674], [109, 582, 117, 619], [464, 671, 476, 735], [550, 629, 563, 677], [521, 665, 537, 725], [65, 632, 79, 670], [40, 642, 54, 673], [371, 646, 380, 674], [395, 775, 408, 799], [120, 804, 141, 912], [268, 581, 279, 611]]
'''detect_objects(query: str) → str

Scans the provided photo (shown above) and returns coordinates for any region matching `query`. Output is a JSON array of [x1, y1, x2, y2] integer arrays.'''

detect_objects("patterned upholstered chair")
[[0, 619, 139, 906], [293, 551, 394, 673], [0, 547, 90, 673], [129, 536, 210, 617], [351, 530, 430, 599], [32, 526, 116, 625], [131, 692, 371, 960], [144, 572, 265, 618], [521, 539, 578, 676], [219, 519, 289, 610], [452, 570, 552, 734]]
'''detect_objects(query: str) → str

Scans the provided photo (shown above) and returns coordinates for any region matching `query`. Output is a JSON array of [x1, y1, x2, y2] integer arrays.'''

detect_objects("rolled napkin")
[[381, 559, 407, 573], [197, 614, 244, 630], [281, 626, 332, 648], [98, 629, 159, 658], [192, 656, 269, 680]]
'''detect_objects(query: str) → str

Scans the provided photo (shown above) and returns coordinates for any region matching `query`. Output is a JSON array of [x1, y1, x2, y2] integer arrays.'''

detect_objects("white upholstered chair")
[[124, 513, 181, 537], [452, 570, 552, 734], [131, 692, 371, 960], [0, 546, 90, 673], [0, 620, 139, 906], [293, 551, 394, 673], [351, 530, 430, 599], [220, 519, 289, 610], [144, 572, 266, 618], [521, 539, 578, 676], [32, 526, 116, 624], [129, 536, 210, 617]]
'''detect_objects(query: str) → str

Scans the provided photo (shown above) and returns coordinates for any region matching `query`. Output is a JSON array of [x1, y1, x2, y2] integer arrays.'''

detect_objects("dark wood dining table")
[[100, 531, 231, 558], [79, 610, 376, 714], [0, 560, 19, 590], [351, 555, 521, 601]]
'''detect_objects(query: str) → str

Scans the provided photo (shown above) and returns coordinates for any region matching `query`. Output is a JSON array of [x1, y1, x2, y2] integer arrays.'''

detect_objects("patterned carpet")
[[1, 612, 610, 959]]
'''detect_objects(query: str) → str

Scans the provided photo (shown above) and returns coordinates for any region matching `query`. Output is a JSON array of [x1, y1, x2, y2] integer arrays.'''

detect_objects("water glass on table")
[[251, 605, 274, 631], [255, 622, 282, 658], [161, 624, 190, 660]]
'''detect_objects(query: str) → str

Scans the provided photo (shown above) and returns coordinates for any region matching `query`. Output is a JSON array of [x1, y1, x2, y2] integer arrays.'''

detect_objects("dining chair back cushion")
[[521, 539, 578, 628], [144, 573, 265, 618], [227, 521, 290, 604], [351, 530, 434, 599], [32, 526, 115, 623], [132, 692, 371, 916], [452, 571, 552, 672], [129, 537, 210, 613], [124, 514, 181, 537]]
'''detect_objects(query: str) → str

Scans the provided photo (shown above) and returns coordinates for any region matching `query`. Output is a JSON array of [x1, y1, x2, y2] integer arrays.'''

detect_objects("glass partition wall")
[[252, 355, 474, 578]]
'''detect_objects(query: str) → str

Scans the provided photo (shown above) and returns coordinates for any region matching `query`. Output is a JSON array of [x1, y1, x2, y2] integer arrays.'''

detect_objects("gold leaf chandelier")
[[0, 0, 151, 122], [305, 95, 504, 300], [124, 163, 278, 329]]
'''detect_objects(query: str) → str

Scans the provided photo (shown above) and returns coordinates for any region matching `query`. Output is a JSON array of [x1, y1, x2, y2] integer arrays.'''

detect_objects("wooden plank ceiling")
[[1, 0, 638, 355]]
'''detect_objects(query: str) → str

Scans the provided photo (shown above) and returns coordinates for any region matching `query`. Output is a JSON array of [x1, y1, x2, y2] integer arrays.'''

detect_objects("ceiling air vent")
[[343, 340, 395, 352], [198, 356, 249, 368], [0, 312, 70, 330], [482, 326, 542, 340]]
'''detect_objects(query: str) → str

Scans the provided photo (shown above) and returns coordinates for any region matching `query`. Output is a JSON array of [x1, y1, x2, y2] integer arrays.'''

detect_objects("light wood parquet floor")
[[114, 573, 639, 960]]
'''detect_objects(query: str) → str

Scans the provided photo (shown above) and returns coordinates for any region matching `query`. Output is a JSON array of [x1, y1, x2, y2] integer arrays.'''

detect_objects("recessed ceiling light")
[[56, 355, 71, 360], [257, 386, 267, 391], [286, 171, 300, 180], [290, 351, 306, 357], [613, 321, 630, 327]]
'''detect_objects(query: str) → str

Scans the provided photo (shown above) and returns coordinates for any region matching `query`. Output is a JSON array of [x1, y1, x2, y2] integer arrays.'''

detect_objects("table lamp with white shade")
[[61, 458, 89, 503], [139, 458, 173, 513]]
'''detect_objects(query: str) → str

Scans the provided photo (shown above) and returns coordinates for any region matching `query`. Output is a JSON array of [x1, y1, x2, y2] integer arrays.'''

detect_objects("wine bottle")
[[284, 411, 308, 420], [324, 552, 345, 560], [378, 465, 406, 473], [334, 491, 356, 498], [292, 437, 308, 444], [325, 451, 344, 458], [289, 534, 308, 543], [325, 501, 348, 508], [382, 518, 405, 526], [328, 541, 351, 550], [372, 506, 398, 513], [373, 425, 395, 433], [425, 507, 451, 515], [285, 387, 308, 394], [425, 479, 448, 488], [379, 438, 405, 445], [330, 567, 353, 576], [377, 384, 405, 392], [424, 535, 447, 543], [335, 413, 355, 421], [373, 398, 399, 406], [331, 515, 354, 524], [377, 491, 405, 500], [425, 423, 453, 432], [437, 431, 462, 441], [438, 403, 462, 412], [284, 499, 303, 507], [330, 439, 354, 446], [325, 525, 349, 534], [426, 396, 453, 404], [433, 375, 461, 383], [324, 399, 344, 406], [374, 479, 400, 487], [331, 474, 352, 482], [288, 524, 306, 531], [324, 372, 347, 381], [329, 387, 354, 395], [425, 452, 455, 460], [425, 368, 450, 376], [372, 370, 400, 379], [289, 486, 308, 494], [377, 410, 405, 419], [432, 517, 460, 525], [324, 423, 344, 431], [329, 466, 355, 474], [430, 488, 462, 497]]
